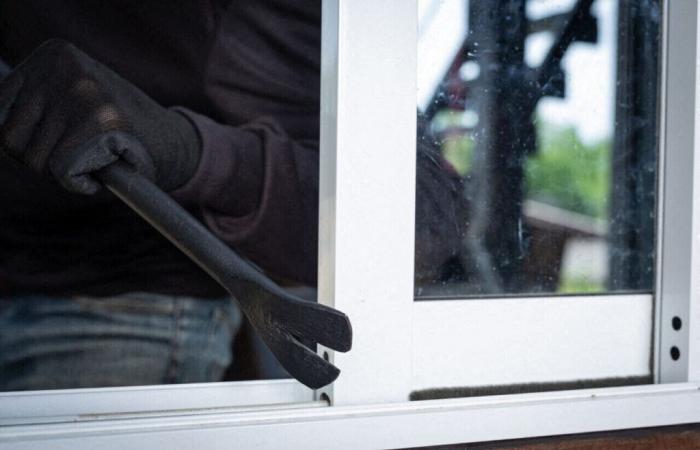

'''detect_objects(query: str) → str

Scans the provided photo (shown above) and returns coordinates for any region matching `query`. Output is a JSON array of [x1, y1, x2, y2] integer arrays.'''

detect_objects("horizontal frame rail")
[[3, 383, 700, 449]]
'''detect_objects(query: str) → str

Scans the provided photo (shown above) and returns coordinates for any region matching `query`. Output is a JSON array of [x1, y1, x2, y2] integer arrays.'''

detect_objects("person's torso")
[[0, 0, 321, 296]]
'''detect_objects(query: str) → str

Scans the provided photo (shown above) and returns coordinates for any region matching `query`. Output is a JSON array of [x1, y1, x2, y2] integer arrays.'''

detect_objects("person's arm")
[[0, 38, 320, 287], [171, 110, 319, 286]]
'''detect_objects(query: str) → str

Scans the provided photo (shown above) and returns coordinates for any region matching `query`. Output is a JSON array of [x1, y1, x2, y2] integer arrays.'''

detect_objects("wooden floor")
[[410, 423, 700, 449]]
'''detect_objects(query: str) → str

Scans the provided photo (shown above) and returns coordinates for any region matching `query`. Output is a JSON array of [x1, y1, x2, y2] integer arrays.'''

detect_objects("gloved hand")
[[0, 39, 201, 194]]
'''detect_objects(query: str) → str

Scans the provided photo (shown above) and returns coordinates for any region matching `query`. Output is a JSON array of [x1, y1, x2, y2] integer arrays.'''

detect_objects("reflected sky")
[[418, 0, 616, 144]]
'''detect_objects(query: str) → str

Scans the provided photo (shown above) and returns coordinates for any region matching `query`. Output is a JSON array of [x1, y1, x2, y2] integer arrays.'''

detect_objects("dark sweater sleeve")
[[171, 108, 319, 286]]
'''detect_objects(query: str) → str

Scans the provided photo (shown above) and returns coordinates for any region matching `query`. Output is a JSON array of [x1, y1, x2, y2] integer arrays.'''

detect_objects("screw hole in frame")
[[672, 316, 682, 331], [671, 346, 681, 361]]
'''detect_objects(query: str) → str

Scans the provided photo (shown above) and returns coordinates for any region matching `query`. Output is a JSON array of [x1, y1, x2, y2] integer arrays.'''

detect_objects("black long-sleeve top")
[[0, 0, 321, 296]]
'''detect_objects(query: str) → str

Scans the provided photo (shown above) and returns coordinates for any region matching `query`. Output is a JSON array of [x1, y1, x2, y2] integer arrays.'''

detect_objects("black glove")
[[0, 39, 201, 194]]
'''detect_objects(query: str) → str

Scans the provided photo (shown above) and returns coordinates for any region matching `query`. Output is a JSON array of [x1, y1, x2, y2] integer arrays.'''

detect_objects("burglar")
[[0, 1, 322, 390]]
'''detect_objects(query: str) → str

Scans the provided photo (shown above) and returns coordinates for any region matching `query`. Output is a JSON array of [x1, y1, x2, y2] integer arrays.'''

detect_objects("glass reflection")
[[415, 0, 660, 297]]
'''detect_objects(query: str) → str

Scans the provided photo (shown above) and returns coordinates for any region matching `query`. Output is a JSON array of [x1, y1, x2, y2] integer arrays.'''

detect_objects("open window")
[[0, 0, 322, 423]]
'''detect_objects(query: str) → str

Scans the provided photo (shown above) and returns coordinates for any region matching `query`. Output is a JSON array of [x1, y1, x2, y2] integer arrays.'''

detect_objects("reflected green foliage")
[[525, 123, 611, 219], [442, 135, 474, 176], [438, 121, 610, 219], [558, 275, 604, 293]]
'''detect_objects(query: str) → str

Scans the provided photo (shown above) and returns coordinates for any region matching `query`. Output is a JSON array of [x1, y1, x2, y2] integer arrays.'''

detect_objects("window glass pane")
[[415, 0, 660, 298]]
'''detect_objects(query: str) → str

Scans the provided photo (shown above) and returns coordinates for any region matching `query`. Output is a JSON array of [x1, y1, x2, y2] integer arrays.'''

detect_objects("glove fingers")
[[0, 39, 186, 194], [114, 132, 156, 182], [50, 131, 127, 195]]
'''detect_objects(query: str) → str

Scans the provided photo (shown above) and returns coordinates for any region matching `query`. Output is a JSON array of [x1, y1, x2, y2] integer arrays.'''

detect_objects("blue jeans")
[[0, 293, 242, 391]]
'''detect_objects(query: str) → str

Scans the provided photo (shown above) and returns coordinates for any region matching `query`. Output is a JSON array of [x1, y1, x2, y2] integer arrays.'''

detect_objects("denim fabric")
[[0, 293, 241, 391]]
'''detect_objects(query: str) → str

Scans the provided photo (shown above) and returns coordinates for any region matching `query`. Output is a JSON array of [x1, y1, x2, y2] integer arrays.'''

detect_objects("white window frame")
[[0, 380, 316, 426], [3, 1, 700, 448], [319, 0, 698, 403]]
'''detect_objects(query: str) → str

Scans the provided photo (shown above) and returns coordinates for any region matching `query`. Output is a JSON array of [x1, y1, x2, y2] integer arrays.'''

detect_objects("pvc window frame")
[[319, 0, 698, 404], [3, 1, 700, 448]]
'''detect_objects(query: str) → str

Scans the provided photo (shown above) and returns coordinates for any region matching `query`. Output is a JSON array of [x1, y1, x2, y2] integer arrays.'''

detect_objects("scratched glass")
[[415, 0, 660, 298]]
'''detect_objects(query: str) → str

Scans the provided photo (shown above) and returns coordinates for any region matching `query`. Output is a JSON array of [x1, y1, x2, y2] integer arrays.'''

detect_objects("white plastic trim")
[[656, 0, 700, 383], [3, 383, 700, 449], [412, 295, 652, 391], [0, 380, 313, 425], [317, 0, 417, 405], [687, 0, 700, 383]]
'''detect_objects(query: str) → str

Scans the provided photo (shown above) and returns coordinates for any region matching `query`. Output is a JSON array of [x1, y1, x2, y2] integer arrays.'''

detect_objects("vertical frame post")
[[687, 1, 700, 383], [317, 0, 418, 404], [656, 0, 699, 383]]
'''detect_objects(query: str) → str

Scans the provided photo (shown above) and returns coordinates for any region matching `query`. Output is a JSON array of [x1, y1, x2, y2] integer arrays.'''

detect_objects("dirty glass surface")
[[415, 0, 660, 298]]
